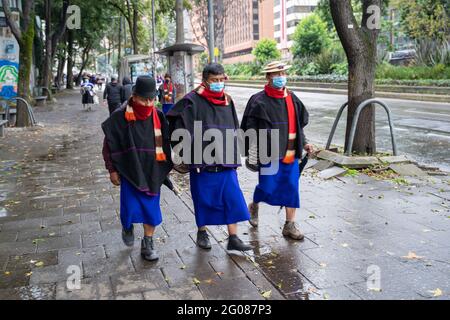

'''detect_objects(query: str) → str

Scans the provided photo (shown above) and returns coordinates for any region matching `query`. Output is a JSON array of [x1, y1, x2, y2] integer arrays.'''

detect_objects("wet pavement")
[[0, 89, 449, 300], [228, 86, 450, 172]]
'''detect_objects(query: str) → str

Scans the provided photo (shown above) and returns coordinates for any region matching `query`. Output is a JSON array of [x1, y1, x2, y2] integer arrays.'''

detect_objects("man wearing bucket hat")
[[102, 76, 173, 261], [241, 61, 314, 240]]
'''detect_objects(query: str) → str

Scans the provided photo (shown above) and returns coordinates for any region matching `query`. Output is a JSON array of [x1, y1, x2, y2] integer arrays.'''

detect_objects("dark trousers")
[[108, 103, 121, 115]]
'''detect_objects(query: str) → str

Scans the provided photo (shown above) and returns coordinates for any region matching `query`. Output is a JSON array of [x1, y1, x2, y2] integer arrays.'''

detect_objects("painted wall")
[[0, 11, 20, 99]]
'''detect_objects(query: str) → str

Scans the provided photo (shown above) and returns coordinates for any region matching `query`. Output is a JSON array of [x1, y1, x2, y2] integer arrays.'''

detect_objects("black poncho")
[[102, 105, 173, 195], [166, 91, 241, 169], [240, 90, 309, 160]]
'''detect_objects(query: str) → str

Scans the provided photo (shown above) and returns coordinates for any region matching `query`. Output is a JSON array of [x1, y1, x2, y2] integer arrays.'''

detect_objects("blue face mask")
[[272, 76, 287, 89], [209, 82, 225, 93]]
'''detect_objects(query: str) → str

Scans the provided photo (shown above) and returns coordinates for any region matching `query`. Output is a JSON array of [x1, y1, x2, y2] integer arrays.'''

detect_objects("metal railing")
[[0, 97, 37, 127], [326, 98, 398, 156]]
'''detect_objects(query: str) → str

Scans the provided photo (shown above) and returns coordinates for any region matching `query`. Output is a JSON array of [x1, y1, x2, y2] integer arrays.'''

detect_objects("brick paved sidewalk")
[[0, 90, 449, 300]]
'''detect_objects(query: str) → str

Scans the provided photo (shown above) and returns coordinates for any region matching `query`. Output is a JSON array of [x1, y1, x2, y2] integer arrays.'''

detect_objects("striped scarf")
[[124, 99, 167, 162], [264, 85, 297, 164], [163, 82, 173, 103]]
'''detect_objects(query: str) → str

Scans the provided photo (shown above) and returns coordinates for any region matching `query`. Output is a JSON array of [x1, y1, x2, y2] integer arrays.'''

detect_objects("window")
[[287, 6, 315, 15]]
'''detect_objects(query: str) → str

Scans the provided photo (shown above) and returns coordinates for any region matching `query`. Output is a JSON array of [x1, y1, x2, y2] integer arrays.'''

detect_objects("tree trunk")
[[346, 55, 377, 154], [42, 0, 52, 90], [56, 46, 66, 90], [66, 30, 74, 89], [75, 45, 92, 85], [16, 23, 35, 127], [133, 4, 138, 53], [330, 0, 380, 155]]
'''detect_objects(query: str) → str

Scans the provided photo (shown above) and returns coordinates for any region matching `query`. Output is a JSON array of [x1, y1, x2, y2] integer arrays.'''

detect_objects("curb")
[[227, 82, 450, 103]]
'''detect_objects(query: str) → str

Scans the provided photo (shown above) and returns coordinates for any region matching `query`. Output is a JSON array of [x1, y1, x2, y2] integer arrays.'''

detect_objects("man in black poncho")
[[167, 63, 252, 252], [241, 61, 314, 241]]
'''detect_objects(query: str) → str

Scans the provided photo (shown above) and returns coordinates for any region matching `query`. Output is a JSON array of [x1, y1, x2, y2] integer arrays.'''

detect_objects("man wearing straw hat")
[[241, 61, 314, 240]]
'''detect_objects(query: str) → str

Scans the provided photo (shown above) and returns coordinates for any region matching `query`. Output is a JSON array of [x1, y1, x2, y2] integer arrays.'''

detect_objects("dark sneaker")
[[121, 225, 134, 247], [141, 236, 159, 261], [197, 230, 212, 250], [248, 202, 259, 228], [282, 221, 305, 241], [227, 235, 253, 251]]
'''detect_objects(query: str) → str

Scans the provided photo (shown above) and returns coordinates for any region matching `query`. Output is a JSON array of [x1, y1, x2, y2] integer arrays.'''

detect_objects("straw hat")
[[262, 61, 292, 74]]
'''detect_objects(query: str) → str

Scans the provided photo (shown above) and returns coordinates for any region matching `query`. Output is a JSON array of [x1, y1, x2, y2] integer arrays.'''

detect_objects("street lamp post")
[[208, 0, 215, 63], [152, 0, 156, 78]]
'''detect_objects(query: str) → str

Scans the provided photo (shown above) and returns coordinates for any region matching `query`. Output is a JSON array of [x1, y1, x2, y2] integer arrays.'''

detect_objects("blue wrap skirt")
[[162, 103, 174, 115], [120, 177, 162, 230], [253, 159, 300, 208], [190, 169, 250, 227]]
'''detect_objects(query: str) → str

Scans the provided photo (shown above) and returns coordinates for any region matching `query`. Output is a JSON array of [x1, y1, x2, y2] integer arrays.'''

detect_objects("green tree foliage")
[[397, 0, 449, 41], [291, 14, 331, 59], [252, 39, 282, 66]]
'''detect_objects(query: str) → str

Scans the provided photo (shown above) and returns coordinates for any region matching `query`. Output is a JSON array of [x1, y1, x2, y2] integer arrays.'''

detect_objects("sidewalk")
[[0, 90, 449, 300]]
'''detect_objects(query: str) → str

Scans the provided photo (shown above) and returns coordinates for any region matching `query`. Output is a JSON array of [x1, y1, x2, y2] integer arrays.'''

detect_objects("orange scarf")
[[125, 98, 167, 162], [264, 85, 297, 164]]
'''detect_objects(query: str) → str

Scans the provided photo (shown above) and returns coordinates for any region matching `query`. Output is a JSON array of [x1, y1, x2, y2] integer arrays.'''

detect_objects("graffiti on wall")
[[0, 60, 19, 99]]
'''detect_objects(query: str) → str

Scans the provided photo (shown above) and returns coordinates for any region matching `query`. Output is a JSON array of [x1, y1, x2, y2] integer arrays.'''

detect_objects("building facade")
[[274, 0, 318, 57], [190, 0, 318, 65]]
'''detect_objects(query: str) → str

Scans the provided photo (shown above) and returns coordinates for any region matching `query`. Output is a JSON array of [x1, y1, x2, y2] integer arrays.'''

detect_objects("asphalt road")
[[226, 86, 450, 172]]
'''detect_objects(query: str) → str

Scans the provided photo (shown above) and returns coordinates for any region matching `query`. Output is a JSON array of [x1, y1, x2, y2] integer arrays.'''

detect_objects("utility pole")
[[152, 0, 156, 78], [207, 0, 215, 63]]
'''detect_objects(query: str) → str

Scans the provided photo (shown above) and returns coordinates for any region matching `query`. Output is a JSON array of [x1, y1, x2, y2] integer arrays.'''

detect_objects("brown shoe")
[[248, 202, 259, 228], [282, 221, 304, 241]]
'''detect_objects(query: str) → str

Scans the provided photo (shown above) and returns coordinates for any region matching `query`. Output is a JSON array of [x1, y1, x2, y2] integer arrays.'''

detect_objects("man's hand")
[[110, 172, 120, 186], [304, 144, 315, 156]]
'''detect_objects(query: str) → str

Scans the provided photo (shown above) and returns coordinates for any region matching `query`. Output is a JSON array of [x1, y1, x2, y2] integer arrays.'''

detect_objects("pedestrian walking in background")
[[102, 76, 173, 261], [241, 61, 314, 240], [158, 73, 176, 114], [167, 63, 252, 252], [81, 78, 96, 112], [103, 77, 122, 115], [121, 77, 133, 104]]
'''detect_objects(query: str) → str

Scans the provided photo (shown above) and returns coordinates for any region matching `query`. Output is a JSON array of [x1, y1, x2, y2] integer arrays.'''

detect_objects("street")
[[0, 89, 449, 300], [227, 86, 450, 172]]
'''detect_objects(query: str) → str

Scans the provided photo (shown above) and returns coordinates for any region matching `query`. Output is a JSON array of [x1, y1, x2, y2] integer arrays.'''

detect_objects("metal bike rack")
[[326, 98, 398, 156], [7, 97, 37, 126]]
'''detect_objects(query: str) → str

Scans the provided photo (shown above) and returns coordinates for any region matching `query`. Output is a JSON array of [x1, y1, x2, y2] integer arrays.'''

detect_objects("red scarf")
[[124, 98, 167, 162], [196, 83, 229, 106], [264, 84, 297, 164]]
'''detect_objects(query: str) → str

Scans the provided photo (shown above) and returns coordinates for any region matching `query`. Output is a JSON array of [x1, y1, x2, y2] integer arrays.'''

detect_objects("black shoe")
[[197, 230, 212, 250], [227, 235, 253, 252], [141, 236, 159, 261], [121, 225, 134, 247]]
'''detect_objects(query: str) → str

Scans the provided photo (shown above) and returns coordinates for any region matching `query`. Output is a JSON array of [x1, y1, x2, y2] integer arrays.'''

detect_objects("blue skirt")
[[253, 159, 300, 208], [162, 103, 174, 115], [190, 169, 250, 227], [120, 178, 162, 230]]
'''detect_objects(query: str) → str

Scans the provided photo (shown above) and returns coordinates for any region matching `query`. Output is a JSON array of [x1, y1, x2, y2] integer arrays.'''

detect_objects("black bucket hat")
[[132, 76, 158, 99]]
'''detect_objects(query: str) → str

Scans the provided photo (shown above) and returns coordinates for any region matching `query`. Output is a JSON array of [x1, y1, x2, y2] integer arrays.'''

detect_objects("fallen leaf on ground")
[[429, 288, 442, 297], [193, 278, 201, 285], [261, 290, 272, 299], [402, 252, 424, 260]]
